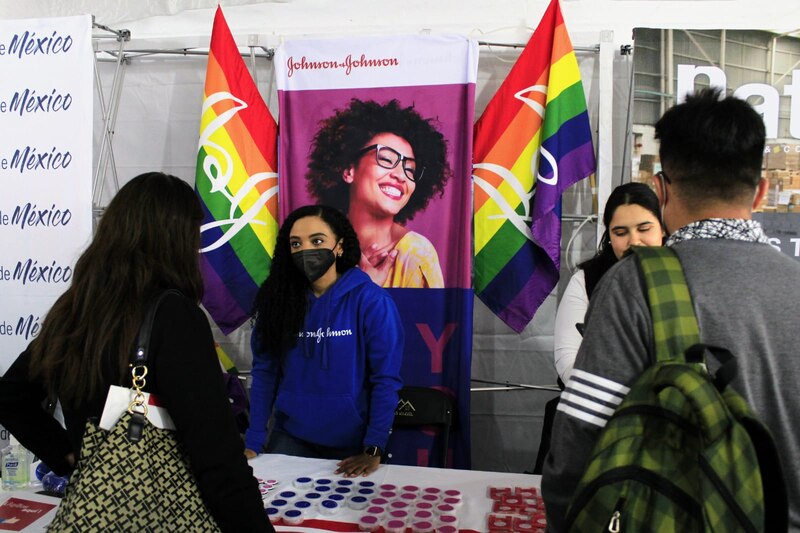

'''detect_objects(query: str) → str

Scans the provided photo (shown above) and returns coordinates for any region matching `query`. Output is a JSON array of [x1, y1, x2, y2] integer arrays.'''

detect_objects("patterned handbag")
[[48, 291, 221, 532]]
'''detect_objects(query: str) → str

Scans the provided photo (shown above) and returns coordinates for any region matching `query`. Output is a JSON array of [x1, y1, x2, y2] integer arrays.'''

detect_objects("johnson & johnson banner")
[[276, 35, 477, 468]]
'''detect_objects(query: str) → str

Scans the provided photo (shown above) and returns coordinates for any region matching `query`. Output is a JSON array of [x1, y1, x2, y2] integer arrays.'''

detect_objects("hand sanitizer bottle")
[[1, 435, 30, 490]]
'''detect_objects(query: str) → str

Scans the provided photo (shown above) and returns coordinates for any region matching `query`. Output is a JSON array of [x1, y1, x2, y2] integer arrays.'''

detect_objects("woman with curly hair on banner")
[[305, 99, 451, 288]]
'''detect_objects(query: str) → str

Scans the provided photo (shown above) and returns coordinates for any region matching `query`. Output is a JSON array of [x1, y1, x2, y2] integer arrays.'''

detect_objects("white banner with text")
[[0, 15, 93, 373]]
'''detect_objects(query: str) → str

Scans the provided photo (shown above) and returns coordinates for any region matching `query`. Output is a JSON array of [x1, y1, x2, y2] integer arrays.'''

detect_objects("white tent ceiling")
[[2, 1, 799, 51]]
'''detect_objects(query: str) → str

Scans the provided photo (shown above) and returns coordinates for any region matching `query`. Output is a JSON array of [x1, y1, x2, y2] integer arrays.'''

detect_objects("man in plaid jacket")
[[542, 88, 800, 531]]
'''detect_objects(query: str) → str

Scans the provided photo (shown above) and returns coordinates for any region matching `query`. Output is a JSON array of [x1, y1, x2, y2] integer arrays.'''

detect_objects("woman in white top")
[[534, 182, 664, 474], [553, 182, 664, 383]]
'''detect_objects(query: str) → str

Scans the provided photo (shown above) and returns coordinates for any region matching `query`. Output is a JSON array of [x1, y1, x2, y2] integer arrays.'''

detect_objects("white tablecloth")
[[0, 454, 541, 532], [250, 454, 541, 532]]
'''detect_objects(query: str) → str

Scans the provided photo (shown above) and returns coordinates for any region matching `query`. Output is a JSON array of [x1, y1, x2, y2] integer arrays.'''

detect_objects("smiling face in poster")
[[345, 133, 418, 219], [278, 56, 477, 289], [299, 96, 458, 288]]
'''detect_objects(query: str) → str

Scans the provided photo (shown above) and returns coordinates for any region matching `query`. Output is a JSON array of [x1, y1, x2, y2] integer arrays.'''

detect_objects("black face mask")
[[292, 248, 336, 282]]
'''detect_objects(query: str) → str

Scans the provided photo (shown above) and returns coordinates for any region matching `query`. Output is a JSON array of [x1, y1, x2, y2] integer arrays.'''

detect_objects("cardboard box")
[[764, 147, 800, 169]]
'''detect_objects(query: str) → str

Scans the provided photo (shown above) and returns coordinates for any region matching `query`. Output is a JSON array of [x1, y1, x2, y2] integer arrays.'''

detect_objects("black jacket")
[[0, 292, 273, 533]]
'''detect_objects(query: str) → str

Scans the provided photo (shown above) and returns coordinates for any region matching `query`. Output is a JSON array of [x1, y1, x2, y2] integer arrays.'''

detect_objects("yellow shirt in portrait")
[[382, 231, 444, 289]]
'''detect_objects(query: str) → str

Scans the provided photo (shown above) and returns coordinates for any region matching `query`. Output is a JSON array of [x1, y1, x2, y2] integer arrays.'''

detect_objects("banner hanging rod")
[[95, 42, 599, 60], [471, 378, 560, 393], [96, 47, 275, 62], [98, 44, 599, 62], [479, 41, 600, 53], [92, 18, 130, 42]]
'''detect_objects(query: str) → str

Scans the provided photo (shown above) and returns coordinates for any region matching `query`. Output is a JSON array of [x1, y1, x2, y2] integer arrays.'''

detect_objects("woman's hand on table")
[[244, 448, 257, 460], [335, 453, 381, 477]]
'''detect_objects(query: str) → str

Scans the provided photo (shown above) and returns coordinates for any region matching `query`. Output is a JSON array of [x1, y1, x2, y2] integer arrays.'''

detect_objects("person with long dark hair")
[[305, 99, 451, 288], [245, 205, 403, 478], [0, 172, 273, 532], [533, 182, 665, 475], [553, 182, 664, 382]]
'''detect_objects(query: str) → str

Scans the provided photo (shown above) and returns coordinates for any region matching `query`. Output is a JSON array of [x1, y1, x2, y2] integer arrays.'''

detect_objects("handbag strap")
[[132, 289, 184, 367], [127, 289, 183, 419]]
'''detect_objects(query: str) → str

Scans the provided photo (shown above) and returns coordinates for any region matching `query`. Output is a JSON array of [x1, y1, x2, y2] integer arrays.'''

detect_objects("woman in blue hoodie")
[[245, 205, 404, 477]]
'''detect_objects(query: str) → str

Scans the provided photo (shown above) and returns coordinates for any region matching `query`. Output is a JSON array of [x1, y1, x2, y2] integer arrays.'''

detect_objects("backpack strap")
[[630, 246, 700, 363], [631, 247, 789, 530]]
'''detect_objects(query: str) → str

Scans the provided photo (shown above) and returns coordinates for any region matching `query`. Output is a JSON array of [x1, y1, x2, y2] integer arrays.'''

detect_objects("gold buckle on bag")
[[127, 364, 149, 416]]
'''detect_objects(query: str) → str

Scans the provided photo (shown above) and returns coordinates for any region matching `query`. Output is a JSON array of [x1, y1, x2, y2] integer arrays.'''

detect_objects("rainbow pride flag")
[[195, 7, 279, 334], [473, 0, 595, 333]]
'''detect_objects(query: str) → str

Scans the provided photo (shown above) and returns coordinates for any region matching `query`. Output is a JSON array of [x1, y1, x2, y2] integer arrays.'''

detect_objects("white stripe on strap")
[[571, 368, 630, 396], [560, 390, 616, 418], [556, 402, 607, 428], [557, 369, 631, 427], [566, 380, 626, 406]]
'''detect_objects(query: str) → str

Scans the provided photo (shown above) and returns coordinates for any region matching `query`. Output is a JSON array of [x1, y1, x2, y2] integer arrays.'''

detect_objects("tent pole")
[[98, 60, 127, 202], [249, 45, 258, 86], [470, 378, 560, 393], [595, 31, 614, 245], [92, 31, 128, 207]]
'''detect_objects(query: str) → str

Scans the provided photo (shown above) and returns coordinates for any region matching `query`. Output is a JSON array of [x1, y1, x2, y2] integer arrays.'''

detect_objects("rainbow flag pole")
[[472, 0, 596, 333], [195, 6, 279, 334]]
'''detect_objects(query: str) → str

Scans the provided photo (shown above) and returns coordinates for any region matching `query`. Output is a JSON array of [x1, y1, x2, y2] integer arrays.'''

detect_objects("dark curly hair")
[[305, 99, 451, 224], [252, 205, 361, 356]]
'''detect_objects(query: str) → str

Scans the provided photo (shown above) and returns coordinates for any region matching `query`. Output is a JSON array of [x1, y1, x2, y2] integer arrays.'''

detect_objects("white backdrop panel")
[[0, 15, 93, 374]]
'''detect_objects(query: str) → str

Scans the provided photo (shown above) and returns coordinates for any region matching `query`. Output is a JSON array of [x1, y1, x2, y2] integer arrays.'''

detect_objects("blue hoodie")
[[246, 268, 403, 452]]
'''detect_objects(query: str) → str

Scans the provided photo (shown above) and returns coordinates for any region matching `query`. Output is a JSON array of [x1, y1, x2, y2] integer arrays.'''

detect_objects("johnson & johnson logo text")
[[286, 54, 399, 77]]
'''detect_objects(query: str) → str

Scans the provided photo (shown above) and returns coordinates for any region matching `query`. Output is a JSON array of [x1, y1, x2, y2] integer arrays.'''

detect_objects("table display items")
[[486, 486, 547, 533], [263, 476, 464, 531], [1, 435, 30, 490]]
